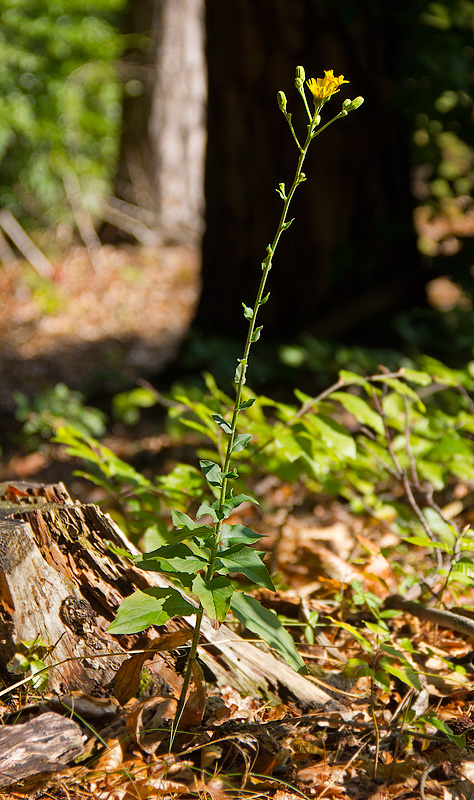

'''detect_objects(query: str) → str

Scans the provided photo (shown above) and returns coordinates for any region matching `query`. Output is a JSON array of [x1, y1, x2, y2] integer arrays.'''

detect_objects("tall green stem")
[[174, 104, 321, 728]]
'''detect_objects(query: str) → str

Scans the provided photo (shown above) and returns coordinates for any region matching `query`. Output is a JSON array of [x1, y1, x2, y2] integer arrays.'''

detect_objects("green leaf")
[[238, 399, 255, 410], [216, 544, 275, 590], [171, 510, 204, 531], [419, 356, 459, 386], [235, 358, 247, 384], [107, 541, 137, 561], [400, 369, 432, 386], [281, 218, 294, 230], [403, 536, 451, 553], [231, 433, 252, 453], [231, 593, 306, 673], [329, 618, 373, 654], [423, 713, 467, 748], [107, 588, 196, 634], [192, 574, 234, 621], [331, 391, 384, 435], [242, 303, 253, 320], [212, 414, 233, 434], [378, 658, 422, 690], [378, 377, 422, 404], [308, 415, 356, 460], [343, 658, 374, 680], [196, 501, 220, 522], [259, 292, 270, 305], [219, 523, 261, 547], [200, 459, 223, 487], [221, 493, 258, 517], [137, 543, 207, 574], [338, 370, 370, 388], [251, 326, 263, 343]]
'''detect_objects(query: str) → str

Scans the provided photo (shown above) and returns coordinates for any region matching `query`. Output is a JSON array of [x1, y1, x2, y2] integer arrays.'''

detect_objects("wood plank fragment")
[[0, 711, 83, 788]]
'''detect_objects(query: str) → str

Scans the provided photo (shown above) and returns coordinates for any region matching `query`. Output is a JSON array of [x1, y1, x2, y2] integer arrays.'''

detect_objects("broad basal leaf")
[[107, 588, 196, 634], [231, 593, 306, 673]]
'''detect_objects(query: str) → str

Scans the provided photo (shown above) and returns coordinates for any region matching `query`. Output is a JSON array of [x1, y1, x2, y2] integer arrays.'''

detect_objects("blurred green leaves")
[[0, 0, 127, 228]]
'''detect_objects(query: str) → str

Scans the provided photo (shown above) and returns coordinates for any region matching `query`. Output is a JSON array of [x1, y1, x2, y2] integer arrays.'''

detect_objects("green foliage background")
[[0, 0, 126, 228]]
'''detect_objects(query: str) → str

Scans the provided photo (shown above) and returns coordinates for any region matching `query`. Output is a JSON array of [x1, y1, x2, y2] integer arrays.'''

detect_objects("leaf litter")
[[1, 482, 474, 800], [2, 251, 474, 798]]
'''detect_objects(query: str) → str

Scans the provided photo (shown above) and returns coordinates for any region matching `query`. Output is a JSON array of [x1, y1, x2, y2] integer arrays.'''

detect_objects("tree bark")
[[0, 481, 334, 708], [113, 0, 206, 245], [196, 0, 422, 342]]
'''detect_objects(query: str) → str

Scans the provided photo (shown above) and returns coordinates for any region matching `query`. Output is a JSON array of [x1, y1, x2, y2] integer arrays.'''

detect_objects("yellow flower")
[[306, 70, 349, 102]]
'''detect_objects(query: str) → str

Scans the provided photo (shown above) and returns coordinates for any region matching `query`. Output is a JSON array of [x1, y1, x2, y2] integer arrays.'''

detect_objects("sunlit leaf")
[[108, 588, 195, 634], [231, 593, 306, 673], [192, 574, 233, 621]]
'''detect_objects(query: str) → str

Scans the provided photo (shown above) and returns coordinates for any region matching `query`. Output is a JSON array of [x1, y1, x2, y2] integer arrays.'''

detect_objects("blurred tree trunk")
[[195, 0, 422, 342], [114, 0, 206, 244]]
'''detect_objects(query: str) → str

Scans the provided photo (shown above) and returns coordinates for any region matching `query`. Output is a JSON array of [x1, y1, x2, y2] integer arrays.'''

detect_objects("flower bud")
[[345, 96, 364, 112], [277, 90, 287, 113], [295, 66, 306, 82], [295, 65, 306, 90]]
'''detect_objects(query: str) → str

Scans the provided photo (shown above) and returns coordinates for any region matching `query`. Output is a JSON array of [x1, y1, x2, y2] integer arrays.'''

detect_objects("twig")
[[100, 200, 160, 246], [384, 594, 474, 638], [371, 385, 444, 574], [0, 209, 53, 278]]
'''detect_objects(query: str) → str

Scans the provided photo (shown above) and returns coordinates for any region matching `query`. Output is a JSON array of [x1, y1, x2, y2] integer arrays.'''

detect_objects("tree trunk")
[[113, 0, 206, 245], [0, 481, 333, 708], [196, 0, 422, 343]]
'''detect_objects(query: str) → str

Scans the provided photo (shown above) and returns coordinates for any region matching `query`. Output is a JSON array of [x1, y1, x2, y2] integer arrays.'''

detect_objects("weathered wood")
[[0, 481, 334, 707], [0, 711, 83, 788]]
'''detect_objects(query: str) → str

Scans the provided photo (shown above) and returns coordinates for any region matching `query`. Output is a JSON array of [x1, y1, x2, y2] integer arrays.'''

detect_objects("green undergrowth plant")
[[87, 67, 364, 724], [14, 382, 106, 449]]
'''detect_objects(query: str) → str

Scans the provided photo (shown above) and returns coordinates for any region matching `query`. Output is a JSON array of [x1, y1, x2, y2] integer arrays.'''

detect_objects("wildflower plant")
[[107, 68, 364, 724]]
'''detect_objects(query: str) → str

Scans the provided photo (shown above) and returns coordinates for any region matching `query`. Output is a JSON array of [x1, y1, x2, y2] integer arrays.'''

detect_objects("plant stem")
[[174, 102, 322, 728]]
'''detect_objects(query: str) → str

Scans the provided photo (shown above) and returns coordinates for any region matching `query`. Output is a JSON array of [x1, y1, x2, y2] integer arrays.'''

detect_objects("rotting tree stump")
[[0, 481, 334, 707]]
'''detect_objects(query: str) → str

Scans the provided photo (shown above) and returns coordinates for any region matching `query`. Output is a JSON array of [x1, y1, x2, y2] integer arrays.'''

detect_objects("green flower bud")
[[344, 96, 364, 112], [277, 90, 287, 112], [351, 96, 364, 109], [295, 65, 306, 90]]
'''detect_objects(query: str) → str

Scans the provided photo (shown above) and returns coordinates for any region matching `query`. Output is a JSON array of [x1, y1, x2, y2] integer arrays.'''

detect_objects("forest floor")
[[1, 242, 474, 799]]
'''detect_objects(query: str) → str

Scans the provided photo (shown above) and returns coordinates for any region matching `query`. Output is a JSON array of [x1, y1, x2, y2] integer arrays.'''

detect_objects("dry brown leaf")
[[200, 743, 223, 770], [93, 738, 127, 773], [114, 629, 191, 706], [180, 659, 206, 729], [114, 652, 151, 706], [126, 696, 177, 754]]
